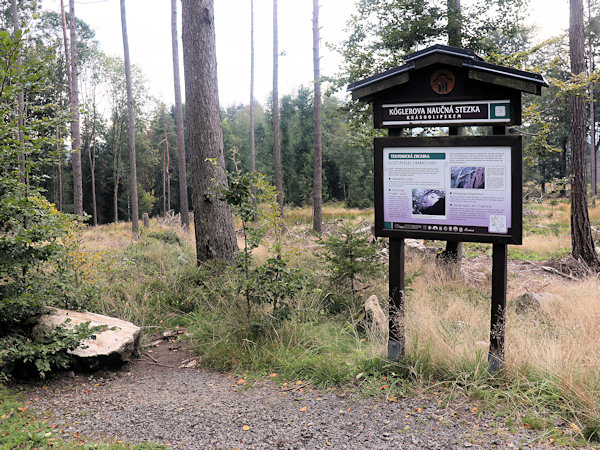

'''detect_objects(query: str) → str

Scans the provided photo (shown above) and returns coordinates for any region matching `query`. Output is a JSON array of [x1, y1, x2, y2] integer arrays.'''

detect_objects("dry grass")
[[403, 250, 600, 427], [588, 200, 600, 222], [80, 219, 195, 252], [519, 234, 571, 259], [528, 198, 600, 230], [284, 202, 371, 226], [80, 219, 197, 326]]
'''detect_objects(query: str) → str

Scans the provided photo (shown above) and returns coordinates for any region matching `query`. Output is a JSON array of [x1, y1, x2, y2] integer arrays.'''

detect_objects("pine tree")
[[250, 0, 256, 207], [182, 0, 238, 262], [312, 0, 323, 233], [171, 0, 190, 230], [120, 0, 139, 239], [570, 0, 599, 266], [69, 0, 83, 216], [273, 0, 283, 216]]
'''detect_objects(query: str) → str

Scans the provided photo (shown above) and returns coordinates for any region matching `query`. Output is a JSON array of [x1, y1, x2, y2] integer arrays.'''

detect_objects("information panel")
[[374, 136, 522, 244]]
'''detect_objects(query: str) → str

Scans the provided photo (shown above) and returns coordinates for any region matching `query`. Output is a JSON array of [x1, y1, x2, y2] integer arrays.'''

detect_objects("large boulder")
[[36, 307, 141, 369]]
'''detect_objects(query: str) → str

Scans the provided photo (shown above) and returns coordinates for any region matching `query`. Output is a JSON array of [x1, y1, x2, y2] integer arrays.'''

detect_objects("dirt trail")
[[20, 338, 557, 449]]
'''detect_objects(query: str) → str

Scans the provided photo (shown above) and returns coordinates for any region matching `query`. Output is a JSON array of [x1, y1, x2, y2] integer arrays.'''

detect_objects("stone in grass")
[[36, 307, 141, 370], [511, 292, 562, 314], [363, 295, 388, 339]]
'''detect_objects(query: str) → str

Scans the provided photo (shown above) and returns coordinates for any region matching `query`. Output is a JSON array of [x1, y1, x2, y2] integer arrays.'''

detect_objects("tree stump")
[[142, 213, 150, 227]]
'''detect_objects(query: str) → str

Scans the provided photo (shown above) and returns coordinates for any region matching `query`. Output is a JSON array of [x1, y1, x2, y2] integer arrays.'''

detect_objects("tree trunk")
[[164, 124, 171, 212], [59, 0, 69, 211], [60, 0, 71, 100], [591, 88, 597, 199], [171, 0, 190, 230], [168, 171, 171, 211], [570, 0, 599, 266], [12, 0, 25, 179], [112, 116, 123, 224], [440, 123, 464, 268], [559, 136, 568, 196], [56, 128, 63, 211], [90, 143, 97, 226], [447, 0, 462, 46], [182, 0, 237, 263], [120, 0, 139, 239], [589, 0, 597, 198], [162, 137, 167, 214], [442, 1, 464, 265], [250, 0, 257, 206], [69, 0, 83, 216], [86, 103, 98, 226], [312, 0, 323, 234], [273, 0, 284, 216]]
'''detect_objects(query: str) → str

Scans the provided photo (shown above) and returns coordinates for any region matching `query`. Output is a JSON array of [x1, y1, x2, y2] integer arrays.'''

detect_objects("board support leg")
[[388, 237, 405, 361], [488, 243, 508, 372]]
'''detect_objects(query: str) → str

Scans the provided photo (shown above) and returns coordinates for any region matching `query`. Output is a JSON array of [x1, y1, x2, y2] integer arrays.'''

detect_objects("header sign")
[[380, 100, 510, 127], [374, 136, 523, 244]]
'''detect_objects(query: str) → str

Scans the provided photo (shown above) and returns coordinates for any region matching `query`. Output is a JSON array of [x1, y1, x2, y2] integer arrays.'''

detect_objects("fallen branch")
[[142, 352, 178, 369], [147, 361, 178, 369], [541, 265, 580, 281]]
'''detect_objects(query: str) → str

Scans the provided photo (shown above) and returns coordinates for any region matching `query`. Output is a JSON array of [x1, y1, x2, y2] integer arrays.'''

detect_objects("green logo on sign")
[[490, 102, 510, 120]]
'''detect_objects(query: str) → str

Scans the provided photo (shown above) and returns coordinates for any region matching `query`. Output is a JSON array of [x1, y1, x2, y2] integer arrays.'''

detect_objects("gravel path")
[[21, 341, 556, 449]]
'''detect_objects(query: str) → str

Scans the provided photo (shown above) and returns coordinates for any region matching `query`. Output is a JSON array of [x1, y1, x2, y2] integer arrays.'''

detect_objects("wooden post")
[[489, 243, 507, 372], [387, 126, 406, 360], [488, 124, 509, 372], [388, 237, 405, 360]]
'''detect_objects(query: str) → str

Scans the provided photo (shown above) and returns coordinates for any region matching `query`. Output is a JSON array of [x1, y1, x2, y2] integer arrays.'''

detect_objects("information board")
[[374, 136, 522, 244]]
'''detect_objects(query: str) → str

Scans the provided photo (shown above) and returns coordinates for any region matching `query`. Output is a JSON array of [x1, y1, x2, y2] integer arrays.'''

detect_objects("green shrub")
[[0, 30, 97, 379], [210, 151, 306, 324], [318, 221, 384, 311], [147, 230, 182, 245], [0, 319, 101, 379]]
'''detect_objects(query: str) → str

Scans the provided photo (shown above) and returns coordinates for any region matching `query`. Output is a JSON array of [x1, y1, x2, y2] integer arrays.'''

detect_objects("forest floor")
[[19, 336, 562, 449]]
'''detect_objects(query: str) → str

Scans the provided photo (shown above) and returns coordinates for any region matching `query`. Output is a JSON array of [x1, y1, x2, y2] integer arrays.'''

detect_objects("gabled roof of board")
[[347, 44, 549, 100]]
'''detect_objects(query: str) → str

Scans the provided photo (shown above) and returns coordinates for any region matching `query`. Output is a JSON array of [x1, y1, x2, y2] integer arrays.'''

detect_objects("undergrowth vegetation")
[[0, 32, 103, 381], [4, 198, 600, 446]]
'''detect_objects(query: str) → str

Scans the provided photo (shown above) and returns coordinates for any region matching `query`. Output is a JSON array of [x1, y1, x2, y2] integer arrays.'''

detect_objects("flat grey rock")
[[37, 307, 140, 365]]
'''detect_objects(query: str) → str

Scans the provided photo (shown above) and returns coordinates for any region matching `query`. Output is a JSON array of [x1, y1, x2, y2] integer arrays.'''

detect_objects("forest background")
[[5, 0, 598, 224]]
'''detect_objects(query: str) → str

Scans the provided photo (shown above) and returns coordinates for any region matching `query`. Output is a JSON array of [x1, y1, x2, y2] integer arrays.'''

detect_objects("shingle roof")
[[347, 44, 549, 99]]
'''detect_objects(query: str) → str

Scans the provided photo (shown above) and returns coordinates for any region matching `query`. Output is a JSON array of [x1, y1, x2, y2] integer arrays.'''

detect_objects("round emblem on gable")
[[431, 69, 455, 95]]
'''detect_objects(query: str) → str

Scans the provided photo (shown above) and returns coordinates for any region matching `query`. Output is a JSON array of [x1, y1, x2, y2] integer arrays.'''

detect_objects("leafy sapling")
[[208, 150, 304, 326]]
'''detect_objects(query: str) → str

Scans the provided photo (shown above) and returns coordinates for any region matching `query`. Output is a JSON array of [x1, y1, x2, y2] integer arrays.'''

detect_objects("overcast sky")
[[41, 0, 569, 108]]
